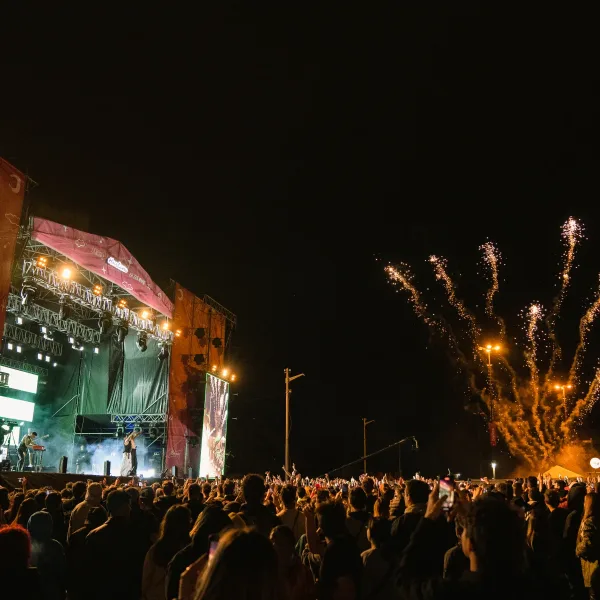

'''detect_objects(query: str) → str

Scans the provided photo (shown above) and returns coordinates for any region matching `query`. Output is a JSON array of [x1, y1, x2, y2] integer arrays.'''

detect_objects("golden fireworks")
[[386, 217, 598, 469]]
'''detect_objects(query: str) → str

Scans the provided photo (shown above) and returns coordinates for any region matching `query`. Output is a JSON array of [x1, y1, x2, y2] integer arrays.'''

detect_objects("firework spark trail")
[[385, 264, 432, 324], [560, 371, 600, 439], [524, 303, 550, 457], [568, 276, 600, 387], [429, 255, 480, 342], [480, 242, 506, 338], [546, 218, 584, 379]]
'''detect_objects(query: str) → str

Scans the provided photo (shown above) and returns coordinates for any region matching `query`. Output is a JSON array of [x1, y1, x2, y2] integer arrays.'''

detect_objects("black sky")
[[2, 6, 600, 478]]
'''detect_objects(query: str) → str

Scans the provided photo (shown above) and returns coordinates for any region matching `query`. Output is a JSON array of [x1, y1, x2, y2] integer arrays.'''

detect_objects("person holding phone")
[[390, 478, 430, 557]]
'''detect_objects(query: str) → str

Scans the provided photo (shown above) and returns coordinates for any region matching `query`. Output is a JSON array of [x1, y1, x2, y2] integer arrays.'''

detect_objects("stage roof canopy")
[[31, 217, 173, 317]]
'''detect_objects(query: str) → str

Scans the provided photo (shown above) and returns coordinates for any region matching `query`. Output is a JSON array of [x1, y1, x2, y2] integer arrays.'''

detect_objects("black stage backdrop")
[[107, 331, 168, 416]]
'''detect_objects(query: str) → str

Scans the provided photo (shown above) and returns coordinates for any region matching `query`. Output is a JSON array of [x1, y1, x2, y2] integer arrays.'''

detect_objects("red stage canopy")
[[31, 217, 174, 317]]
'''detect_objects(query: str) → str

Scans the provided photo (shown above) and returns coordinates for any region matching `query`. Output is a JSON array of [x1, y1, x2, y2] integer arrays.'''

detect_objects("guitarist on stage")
[[17, 431, 37, 470]]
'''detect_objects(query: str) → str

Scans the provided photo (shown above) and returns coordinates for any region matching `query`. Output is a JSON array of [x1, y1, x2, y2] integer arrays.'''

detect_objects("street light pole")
[[363, 418, 375, 474], [554, 383, 573, 419], [285, 368, 305, 476]]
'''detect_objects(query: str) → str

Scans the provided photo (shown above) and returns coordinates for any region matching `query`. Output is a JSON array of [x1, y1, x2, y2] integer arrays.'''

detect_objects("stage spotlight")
[[162, 321, 170, 331], [222, 368, 229, 378], [193, 353, 205, 365], [211, 365, 217, 372], [40, 325, 47, 334], [175, 329, 182, 338], [16, 317, 23, 325], [45, 355, 51, 362], [52, 362, 57, 367], [149, 427, 158, 439], [117, 298, 128, 309], [194, 328, 206, 340], [94, 347, 99, 355], [37, 353, 43, 361], [72, 339, 84, 351], [58, 296, 70, 319], [158, 343, 169, 362], [136, 331, 148, 352], [35, 256, 48, 268], [93, 284, 103, 296], [7, 343, 14, 351], [20, 284, 36, 307], [116, 427, 124, 438], [212, 337, 222, 348], [60, 266, 72, 280], [16, 346, 22, 353], [115, 320, 129, 344], [68, 337, 75, 344], [98, 312, 112, 335], [231, 374, 237, 382], [0, 424, 9, 432], [43, 328, 54, 341], [140, 309, 150, 319]]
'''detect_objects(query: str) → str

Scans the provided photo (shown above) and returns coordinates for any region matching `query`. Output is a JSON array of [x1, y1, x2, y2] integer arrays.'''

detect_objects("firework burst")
[[386, 217, 597, 469]]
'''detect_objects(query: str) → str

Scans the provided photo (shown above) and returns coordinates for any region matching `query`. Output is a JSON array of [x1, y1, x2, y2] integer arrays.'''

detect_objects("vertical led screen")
[[199, 373, 229, 477]]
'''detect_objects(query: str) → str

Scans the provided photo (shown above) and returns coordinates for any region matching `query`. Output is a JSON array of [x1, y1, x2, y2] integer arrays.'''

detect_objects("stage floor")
[[0, 471, 162, 491]]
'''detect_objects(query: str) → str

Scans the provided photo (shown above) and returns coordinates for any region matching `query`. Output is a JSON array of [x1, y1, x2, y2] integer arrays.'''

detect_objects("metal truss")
[[7, 293, 100, 345], [21, 259, 173, 343], [3, 322, 63, 355], [0, 355, 49, 376], [111, 414, 167, 424], [203, 294, 237, 327]]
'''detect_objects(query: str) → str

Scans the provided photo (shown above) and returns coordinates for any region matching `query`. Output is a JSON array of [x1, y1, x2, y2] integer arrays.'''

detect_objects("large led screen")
[[0, 366, 38, 394], [199, 373, 229, 477], [0, 396, 35, 422]]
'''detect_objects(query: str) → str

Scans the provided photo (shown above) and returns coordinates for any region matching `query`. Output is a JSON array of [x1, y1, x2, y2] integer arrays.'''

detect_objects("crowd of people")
[[0, 470, 599, 599]]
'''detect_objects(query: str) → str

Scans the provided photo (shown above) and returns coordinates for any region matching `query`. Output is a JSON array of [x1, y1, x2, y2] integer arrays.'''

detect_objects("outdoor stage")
[[0, 471, 162, 491], [0, 193, 236, 480]]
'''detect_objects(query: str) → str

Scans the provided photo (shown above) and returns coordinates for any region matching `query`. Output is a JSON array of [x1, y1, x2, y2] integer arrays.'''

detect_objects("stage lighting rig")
[[117, 298, 128, 310], [136, 331, 148, 352], [161, 321, 170, 331], [98, 312, 113, 335], [158, 342, 169, 362], [20, 283, 37, 307], [71, 338, 84, 351], [93, 284, 103, 296], [58, 296, 70, 320], [175, 329, 182, 338], [35, 256, 48, 268], [115, 319, 129, 344], [60, 266, 72, 280]]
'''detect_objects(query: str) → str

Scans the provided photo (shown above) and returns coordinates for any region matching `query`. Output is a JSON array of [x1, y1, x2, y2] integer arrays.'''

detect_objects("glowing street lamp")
[[491, 461, 497, 480], [478, 343, 502, 424], [553, 383, 573, 418]]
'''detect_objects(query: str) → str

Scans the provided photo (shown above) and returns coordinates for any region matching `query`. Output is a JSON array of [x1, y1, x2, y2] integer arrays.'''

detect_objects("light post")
[[284, 368, 305, 477], [478, 344, 501, 423], [553, 383, 573, 418], [491, 461, 497, 480], [362, 418, 375, 474]]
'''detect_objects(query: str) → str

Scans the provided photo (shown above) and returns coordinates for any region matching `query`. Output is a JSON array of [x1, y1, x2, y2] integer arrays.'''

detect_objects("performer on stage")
[[17, 431, 37, 470], [120, 429, 141, 476]]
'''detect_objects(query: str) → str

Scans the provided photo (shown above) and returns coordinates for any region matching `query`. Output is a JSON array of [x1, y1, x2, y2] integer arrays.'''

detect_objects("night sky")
[[3, 7, 600, 478]]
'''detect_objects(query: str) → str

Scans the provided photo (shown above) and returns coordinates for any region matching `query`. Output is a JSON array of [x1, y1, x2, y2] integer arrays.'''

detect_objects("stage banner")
[[31, 217, 173, 317], [0, 158, 26, 338], [166, 284, 227, 475]]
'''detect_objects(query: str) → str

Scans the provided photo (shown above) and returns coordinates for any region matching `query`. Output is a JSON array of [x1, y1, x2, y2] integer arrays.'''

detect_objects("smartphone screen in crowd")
[[439, 475, 455, 511]]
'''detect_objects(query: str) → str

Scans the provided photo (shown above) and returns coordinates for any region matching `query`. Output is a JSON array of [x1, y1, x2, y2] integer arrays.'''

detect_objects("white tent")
[[544, 465, 583, 479]]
